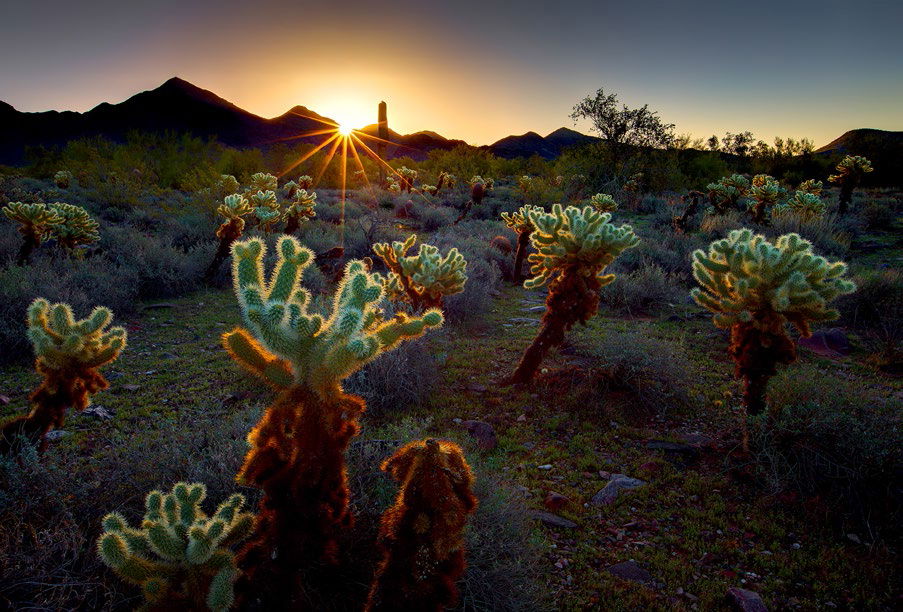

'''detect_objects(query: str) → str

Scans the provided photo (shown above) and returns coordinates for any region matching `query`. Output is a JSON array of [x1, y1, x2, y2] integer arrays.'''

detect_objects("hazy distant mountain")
[[487, 127, 600, 159]]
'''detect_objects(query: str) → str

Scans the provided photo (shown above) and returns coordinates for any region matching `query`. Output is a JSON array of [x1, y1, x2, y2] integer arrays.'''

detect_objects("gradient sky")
[[2, 1, 901, 147]]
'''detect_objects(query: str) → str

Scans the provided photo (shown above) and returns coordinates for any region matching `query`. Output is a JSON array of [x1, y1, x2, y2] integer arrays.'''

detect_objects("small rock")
[[798, 328, 851, 356], [45, 430, 70, 441], [522, 441, 535, 450], [517, 414, 527, 422], [606, 560, 654, 584], [727, 587, 768, 611], [537, 464, 553, 470], [531, 510, 577, 529], [460, 420, 497, 451], [646, 440, 700, 458], [0, 394, 10, 405], [846, 533, 861, 544], [82, 405, 114, 420], [121, 384, 141, 392], [161, 352, 178, 360], [544, 491, 571, 512], [590, 474, 646, 506]]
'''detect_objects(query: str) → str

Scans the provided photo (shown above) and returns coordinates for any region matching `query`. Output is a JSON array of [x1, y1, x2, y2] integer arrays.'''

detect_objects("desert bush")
[[418, 205, 455, 231], [767, 212, 850, 257], [860, 200, 894, 231], [600, 261, 686, 315], [102, 226, 206, 298], [837, 268, 902, 368], [699, 209, 745, 237], [442, 256, 501, 325], [347, 339, 438, 420]]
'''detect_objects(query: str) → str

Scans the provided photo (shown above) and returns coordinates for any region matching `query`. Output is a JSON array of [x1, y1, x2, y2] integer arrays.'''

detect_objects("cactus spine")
[[365, 439, 477, 612], [691, 229, 855, 421], [372, 234, 467, 311], [0, 299, 126, 454], [501, 205, 543, 283], [222, 235, 443, 605], [508, 204, 639, 384], [829, 155, 872, 215], [250, 190, 281, 233], [98, 482, 253, 611]]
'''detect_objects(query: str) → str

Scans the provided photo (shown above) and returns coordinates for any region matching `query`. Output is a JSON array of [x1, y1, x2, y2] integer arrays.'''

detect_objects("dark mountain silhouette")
[[814, 129, 903, 185], [486, 127, 600, 159]]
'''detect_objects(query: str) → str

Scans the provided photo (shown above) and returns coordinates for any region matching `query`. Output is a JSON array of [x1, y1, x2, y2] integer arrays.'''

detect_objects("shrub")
[[600, 261, 685, 315], [347, 339, 438, 419]]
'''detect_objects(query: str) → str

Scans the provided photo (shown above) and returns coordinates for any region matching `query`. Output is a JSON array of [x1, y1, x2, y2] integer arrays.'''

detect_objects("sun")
[[337, 121, 354, 136]]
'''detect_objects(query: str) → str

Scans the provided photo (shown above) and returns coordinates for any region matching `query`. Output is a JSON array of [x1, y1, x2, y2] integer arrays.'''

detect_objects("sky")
[[1, 0, 901, 147]]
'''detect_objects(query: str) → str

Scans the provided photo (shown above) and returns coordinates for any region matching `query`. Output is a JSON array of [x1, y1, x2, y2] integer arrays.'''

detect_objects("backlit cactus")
[[829, 155, 873, 215], [48, 202, 100, 251], [54, 170, 73, 189], [98, 482, 253, 611], [222, 235, 443, 604], [250, 190, 281, 232], [297, 175, 314, 190], [282, 180, 300, 200], [748, 174, 780, 224], [2, 201, 63, 264], [219, 174, 240, 195], [247, 172, 278, 194], [508, 204, 639, 383], [421, 184, 438, 196], [373, 234, 467, 311], [396, 167, 417, 192], [588, 193, 618, 214], [0, 298, 126, 453], [501, 204, 543, 282], [207, 194, 253, 280], [282, 189, 317, 235], [673, 190, 704, 234], [436, 171, 456, 192], [773, 191, 826, 220], [365, 439, 477, 612], [691, 229, 855, 418], [798, 179, 823, 196], [706, 174, 750, 214]]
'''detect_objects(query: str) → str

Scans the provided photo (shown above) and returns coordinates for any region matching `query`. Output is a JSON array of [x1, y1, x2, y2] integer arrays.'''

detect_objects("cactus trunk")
[[838, 182, 854, 216], [16, 233, 39, 266], [729, 323, 797, 418], [283, 214, 300, 236], [508, 266, 601, 384], [513, 230, 531, 283], [235, 384, 363, 606], [206, 220, 243, 280], [377, 102, 388, 185]]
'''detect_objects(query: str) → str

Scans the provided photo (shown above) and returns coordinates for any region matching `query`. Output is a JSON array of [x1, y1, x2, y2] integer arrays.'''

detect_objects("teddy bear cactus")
[[507, 204, 640, 384], [501, 205, 543, 283], [47, 202, 100, 252], [773, 191, 826, 220], [0, 298, 126, 454], [249, 190, 281, 232], [282, 189, 317, 235], [247, 172, 278, 194], [372, 234, 467, 311], [365, 439, 477, 612], [588, 193, 618, 214], [396, 167, 417, 192], [691, 229, 855, 422], [97, 482, 254, 611], [797, 179, 823, 196], [54, 170, 73, 189], [222, 235, 443, 605], [297, 175, 314, 190], [829, 155, 873, 215], [2, 202, 63, 265], [706, 174, 750, 214], [748, 174, 780, 224], [435, 171, 456, 192], [206, 194, 253, 279]]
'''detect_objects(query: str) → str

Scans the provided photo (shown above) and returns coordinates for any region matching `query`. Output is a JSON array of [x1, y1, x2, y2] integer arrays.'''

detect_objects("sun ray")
[[312, 134, 343, 187], [350, 134, 435, 204], [277, 133, 341, 179]]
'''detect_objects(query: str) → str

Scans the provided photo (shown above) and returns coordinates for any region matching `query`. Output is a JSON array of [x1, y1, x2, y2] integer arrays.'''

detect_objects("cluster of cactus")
[[748, 174, 781, 224], [772, 191, 827, 220], [222, 235, 445, 604], [0, 298, 126, 454], [421, 184, 438, 196], [508, 204, 639, 383], [297, 175, 314, 190], [97, 482, 254, 611], [246, 172, 278, 194], [3, 201, 99, 264], [623, 172, 642, 208], [436, 171, 456, 192], [588, 192, 618, 213], [249, 190, 281, 232], [706, 174, 750, 214], [282, 188, 317, 235], [372, 234, 467, 311], [469, 175, 493, 191], [691, 229, 855, 421], [395, 167, 418, 192], [501, 204, 543, 282], [365, 439, 477, 612], [54, 170, 73, 189], [829, 155, 873, 215]]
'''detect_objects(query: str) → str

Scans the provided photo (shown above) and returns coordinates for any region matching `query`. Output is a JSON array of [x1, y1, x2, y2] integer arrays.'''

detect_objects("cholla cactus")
[[282, 180, 300, 200], [207, 194, 252, 280], [797, 179, 823, 196], [250, 190, 281, 232], [623, 172, 642, 209], [49, 202, 100, 252], [457, 177, 488, 224], [706, 174, 750, 214], [54, 170, 73, 189], [748, 175, 780, 224], [691, 229, 855, 419], [829, 155, 873, 215], [508, 204, 639, 383], [282, 189, 316, 235], [421, 184, 438, 196], [2, 201, 63, 264], [98, 482, 253, 611], [588, 193, 618, 214], [222, 236, 443, 602], [365, 439, 477, 612], [436, 171, 456, 192], [773, 191, 826, 220], [501, 204, 543, 282], [372, 234, 467, 311], [484, 177, 495, 192], [297, 175, 314, 190], [396, 167, 418, 192], [387, 182, 401, 194], [247, 172, 278, 194], [673, 190, 704, 234], [517, 175, 533, 190], [219, 174, 240, 195], [0, 299, 126, 454]]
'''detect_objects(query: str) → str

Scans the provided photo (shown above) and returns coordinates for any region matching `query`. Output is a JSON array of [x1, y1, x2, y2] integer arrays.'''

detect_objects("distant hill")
[[486, 128, 599, 159], [815, 129, 903, 185]]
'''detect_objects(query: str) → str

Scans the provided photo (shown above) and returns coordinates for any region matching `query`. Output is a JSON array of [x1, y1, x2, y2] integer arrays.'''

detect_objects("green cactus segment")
[[707, 174, 750, 213], [297, 175, 314, 190], [797, 179, 823, 196], [501, 205, 543, 233], [250, 190, 281, 231], [372, 234, 467, 309], [217, 194, 252, 222], [226, 235, 443, 395], [219, 175, 240, 195], [829, 155, 873, 185], [749, 175, 780, 206], [588, 193, 618, 213], [28, 298, 126, 375], [54, 170, 73, 188], [2, 202, 63, 242], [282, 189, 317, 222], [773, 191, 826, 219], [47, 202, 100, 249], [523, 204, 640, 290], [248, 172, 278, 193], [98, 482, 253, 611], [690, 229, 856, 336]]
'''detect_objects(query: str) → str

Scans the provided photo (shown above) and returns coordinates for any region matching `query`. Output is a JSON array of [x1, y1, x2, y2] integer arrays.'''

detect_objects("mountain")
[[487, 128, 600, 159], [815, 128, 903, 185], [0, 78, 467, 165]]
